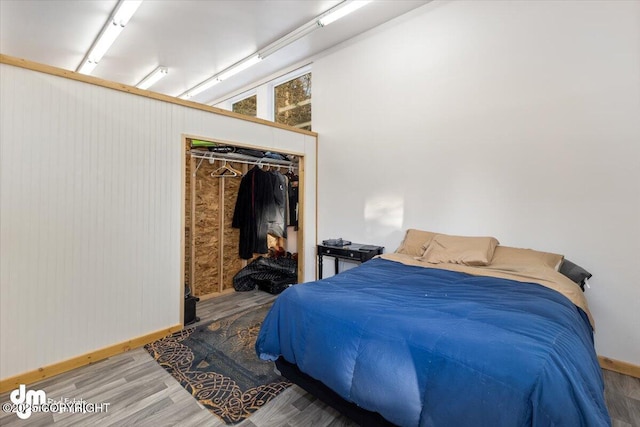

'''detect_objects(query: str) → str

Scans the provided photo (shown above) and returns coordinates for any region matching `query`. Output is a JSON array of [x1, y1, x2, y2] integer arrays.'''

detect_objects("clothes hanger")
[[286, 164, 298, 179], [225, 162, 243, 176], [211, 160, 242, 177]]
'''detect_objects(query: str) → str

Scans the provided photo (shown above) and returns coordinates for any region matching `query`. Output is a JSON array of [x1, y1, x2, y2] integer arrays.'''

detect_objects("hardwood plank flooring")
[[604, 369, 640, 427], [1, 289, 637, 426]]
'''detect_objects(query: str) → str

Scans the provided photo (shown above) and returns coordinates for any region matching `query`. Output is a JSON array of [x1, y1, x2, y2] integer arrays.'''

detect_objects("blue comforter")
[[256, 258, 610, 426]]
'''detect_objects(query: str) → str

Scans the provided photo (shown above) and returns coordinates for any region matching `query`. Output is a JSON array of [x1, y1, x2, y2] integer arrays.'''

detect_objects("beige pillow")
[[490, 246, 564, 271], [421, 234, 499, 266], [395, 229, 438, 257]]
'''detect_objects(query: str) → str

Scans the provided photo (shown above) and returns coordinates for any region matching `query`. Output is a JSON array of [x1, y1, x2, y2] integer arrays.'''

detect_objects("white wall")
[[313, 0, 640, 364], [0, 64, 317, 379]]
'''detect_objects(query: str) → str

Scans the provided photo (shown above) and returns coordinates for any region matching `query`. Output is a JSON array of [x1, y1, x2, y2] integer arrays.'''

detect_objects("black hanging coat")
[[232, 167, 278, 259], [267, 171, 287, 239]]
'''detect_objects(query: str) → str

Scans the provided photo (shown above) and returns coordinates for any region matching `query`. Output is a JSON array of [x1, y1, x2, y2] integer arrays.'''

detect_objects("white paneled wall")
[[0, 64, 316, 379]]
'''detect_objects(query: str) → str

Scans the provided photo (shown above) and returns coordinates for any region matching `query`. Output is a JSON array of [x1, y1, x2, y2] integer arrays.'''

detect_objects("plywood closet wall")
[[185, 148, 244, 297], [185, 147, 299, 297]]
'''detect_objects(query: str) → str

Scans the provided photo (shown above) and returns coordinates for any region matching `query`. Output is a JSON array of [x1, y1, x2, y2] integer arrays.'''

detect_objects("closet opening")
[[183, 135, 305, 303]]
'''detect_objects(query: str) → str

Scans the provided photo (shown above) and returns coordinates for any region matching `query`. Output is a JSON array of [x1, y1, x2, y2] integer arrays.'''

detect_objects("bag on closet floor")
[[232, 256, 297, 293], [255, 277, 296, 295]]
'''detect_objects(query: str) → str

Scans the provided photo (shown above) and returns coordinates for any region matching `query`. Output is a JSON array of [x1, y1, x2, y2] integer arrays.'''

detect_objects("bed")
[[255, 230, 610, 426]]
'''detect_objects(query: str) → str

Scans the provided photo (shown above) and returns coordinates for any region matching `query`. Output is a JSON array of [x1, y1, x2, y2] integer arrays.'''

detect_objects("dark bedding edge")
[[275, 357, 396, 427]]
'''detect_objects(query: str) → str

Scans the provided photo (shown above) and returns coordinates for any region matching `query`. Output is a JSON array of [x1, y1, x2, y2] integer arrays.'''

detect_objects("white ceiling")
[[1, 0, 428, 105]]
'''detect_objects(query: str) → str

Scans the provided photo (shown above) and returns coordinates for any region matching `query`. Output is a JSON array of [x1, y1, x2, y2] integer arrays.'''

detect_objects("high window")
[[274, 73, 311, 131], [216, 66, 312, 131], [232, 94, 257, 117]]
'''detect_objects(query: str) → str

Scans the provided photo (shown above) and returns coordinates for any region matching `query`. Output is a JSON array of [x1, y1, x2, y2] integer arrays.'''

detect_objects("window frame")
[[225, 89, 258, 114], [214, 64, 312, 127], [272, 68, 312, 130]]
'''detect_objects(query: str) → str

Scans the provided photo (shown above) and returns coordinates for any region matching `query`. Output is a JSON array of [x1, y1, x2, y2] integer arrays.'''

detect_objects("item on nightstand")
[[358, 245, 380, 251], [322, 238, 352, 247]]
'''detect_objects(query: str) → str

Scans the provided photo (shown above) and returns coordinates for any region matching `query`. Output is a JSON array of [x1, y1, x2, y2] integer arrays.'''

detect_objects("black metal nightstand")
[[317, 243, 384, 279]]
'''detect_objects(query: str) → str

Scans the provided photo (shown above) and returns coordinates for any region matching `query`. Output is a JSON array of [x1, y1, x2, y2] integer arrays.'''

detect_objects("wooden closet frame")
[[183, 134, 306, 299]]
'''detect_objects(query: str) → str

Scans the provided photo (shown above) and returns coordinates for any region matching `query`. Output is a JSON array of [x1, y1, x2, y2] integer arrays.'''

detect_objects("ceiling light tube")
[[86, 21, 123, 64], [181, 55, 262, 99], [77, 0, 143, 74], [179, 0, 371, 99], [78, 22, 123, 73], [181, 77, 221, 99], [113, 0, 143, 26], [78, 60, 98, 75], [319, 0, 371, 27], [258, 20, 321, 59], [136, 66, 168, 90], [218, 55, 262, 81]]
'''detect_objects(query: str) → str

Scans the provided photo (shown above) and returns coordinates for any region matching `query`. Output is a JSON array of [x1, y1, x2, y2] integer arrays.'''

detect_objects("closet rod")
[[189, 150, 299, 170]]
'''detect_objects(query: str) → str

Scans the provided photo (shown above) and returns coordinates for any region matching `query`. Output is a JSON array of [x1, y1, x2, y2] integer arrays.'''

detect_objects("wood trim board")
[[190, 153, 196, 294], [599, 356, 640, 379], [0, 324, 182, 394], [218, 174, 225, 293], [0, 54, 318, 138], [298, 153, 305, 283]]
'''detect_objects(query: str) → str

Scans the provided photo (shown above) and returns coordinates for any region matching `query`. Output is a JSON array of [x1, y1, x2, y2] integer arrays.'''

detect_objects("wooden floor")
[[1, 290, 638, 426]]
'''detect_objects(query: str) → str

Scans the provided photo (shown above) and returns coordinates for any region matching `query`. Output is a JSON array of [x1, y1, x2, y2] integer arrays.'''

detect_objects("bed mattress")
[[256, 257, 609, 426]]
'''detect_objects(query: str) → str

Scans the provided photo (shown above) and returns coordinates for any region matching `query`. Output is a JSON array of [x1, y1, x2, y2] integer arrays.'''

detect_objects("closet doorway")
[[183, 135, 305, 300]]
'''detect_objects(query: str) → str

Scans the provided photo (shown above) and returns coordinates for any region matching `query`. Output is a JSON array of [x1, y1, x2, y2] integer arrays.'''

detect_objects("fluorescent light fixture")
[[218, 55, 262, 81], [319, 0, 371, 27], [78, 21, 122, 74], [258, 20, 321, 60], [181, 0, 371, 100], [78, 60, 98, 75], [260, 1, 372, 57], [181, 78, 222, 99], [180, 55, 261, 99], [84, 21, 123, 67], [77, 0, 143, 74], [136, 66, 168, 90], [113, 0, 143, 26]]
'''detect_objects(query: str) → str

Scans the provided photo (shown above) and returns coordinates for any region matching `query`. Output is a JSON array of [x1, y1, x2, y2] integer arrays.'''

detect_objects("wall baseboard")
[[599, 356, 640, 378], [0, 324, 182, 394], [1, 333, 636, 394]]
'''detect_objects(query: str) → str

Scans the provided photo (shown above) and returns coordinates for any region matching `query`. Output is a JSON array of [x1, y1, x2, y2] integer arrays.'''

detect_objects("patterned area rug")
[[144, 303, 291, 425]]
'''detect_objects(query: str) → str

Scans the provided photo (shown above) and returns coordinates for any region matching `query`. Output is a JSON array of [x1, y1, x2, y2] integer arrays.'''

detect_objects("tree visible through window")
[[232, 95, 257, 117], [275, 73, 311, 130]]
